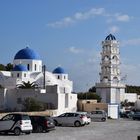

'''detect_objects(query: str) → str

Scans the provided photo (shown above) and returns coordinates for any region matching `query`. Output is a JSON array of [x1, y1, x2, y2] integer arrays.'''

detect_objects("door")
[[0, 114, 15, 131]]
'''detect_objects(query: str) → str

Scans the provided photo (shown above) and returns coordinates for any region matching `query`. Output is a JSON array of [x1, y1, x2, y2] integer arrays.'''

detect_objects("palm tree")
[[16, 81, 38, 89]]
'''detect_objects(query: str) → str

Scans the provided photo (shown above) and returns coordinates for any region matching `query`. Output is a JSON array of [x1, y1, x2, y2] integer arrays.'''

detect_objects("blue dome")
[[105, 34, 116, 41], [53, 67, 65, 74], [13, 64, 28, 71], [14, 47, 40, 60]]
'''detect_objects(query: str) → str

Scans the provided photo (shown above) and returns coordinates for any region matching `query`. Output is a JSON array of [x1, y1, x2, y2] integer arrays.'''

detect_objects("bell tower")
[[96, 34, 125, 104]]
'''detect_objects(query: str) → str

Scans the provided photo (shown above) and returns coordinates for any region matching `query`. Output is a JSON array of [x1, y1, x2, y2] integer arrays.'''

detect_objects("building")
[[95, 34, 138, 118], [96, 34, 125, 104], [0, 47, 77, 115]]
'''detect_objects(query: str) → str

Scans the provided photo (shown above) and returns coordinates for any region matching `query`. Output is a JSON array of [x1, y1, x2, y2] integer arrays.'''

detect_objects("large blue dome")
[[13, 64, 28, 71], [105, 34, 116, 41], [14, 47, 40, 60], [53, 67, 66, 74]]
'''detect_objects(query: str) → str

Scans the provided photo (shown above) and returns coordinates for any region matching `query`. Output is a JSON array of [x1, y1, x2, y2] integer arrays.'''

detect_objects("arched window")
[[17, 73, 19, 77], [35, 64, 37, 71], [103, 76, 108, 83], [112, 55, 118, 63], [27, 64, 30, 70], [58, 75, 60, 79], [113, 77, 118, 83], [104, 55, 109, 62]]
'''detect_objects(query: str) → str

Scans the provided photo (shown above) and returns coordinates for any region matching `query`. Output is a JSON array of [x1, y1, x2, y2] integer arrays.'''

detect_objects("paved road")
[[0, 119, 139, 140]]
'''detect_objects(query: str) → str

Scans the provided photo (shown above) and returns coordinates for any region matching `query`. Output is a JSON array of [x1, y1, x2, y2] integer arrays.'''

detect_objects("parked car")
[[87, 110, 107, 122], [0, 113, 32, 135], [53, 112, 87, 127], [29, 115, 55, 133], [131, 112, 140, 120], [77, 112, 91, 125], [120, 110, 131, 118]]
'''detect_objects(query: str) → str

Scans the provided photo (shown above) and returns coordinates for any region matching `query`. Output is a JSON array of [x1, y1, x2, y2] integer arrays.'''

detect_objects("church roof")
[[13, 64, 28, 71], [105, 34, 116, 41], [14, 47, 40, 60], [53, 67, 65, 74]]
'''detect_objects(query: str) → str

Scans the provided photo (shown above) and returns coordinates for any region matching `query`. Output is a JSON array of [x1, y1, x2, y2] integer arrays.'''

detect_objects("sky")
[[0, 0, 140, 92]]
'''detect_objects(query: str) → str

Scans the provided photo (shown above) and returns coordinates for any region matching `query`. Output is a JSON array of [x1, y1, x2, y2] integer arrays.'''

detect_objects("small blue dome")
[[13, 64, 28, 71], [53, 67, 65, 74], [105, 34, 116, 41], [14, 47, 40, 60]]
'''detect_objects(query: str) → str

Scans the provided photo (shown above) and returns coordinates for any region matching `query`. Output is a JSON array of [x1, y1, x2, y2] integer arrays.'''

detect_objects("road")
[[0, 119, 139, 140]]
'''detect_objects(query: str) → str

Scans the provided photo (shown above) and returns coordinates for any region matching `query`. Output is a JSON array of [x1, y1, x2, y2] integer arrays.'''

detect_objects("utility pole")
[[43, 65, 46, 89]]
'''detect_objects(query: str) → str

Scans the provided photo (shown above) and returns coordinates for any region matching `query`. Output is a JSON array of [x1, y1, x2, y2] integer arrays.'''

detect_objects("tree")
[[78, 92, 101, 102], [89, 86, 96, 92], [16, 81, 38, 89], [0, 64, 5, 71], [5, 63, 13, 71], [126, 85, 140, 95], [22, 97, 47, 111]]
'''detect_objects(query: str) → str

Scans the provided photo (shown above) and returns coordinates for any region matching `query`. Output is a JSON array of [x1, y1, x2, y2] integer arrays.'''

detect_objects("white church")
[[0, 47, 77, 115]]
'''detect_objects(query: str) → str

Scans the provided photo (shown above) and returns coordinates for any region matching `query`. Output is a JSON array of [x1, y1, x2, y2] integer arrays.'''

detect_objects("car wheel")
[[54, 120, 58, 126], [14, 128, 21, 136], [36, 126, 43, 133], [101, 118, 106, 122], [25, 131, 31, 135], [74, 121, 81, 127]]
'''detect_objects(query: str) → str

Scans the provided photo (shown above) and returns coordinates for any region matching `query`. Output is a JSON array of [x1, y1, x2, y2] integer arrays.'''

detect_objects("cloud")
[[47, 7, 131, 28], [108, 25, 120, 33], [47, 8, 106, 28], [121, 38, 140, 46], [69, 46, 83, 54], [115, 14, 130, 22]]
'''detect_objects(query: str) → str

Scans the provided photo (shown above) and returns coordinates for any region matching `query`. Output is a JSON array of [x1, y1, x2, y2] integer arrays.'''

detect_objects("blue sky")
[[0, 0, 140, 92]]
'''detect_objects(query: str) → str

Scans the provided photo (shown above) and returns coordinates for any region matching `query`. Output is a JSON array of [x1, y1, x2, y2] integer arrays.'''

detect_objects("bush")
[[22, 97, 47, 111]]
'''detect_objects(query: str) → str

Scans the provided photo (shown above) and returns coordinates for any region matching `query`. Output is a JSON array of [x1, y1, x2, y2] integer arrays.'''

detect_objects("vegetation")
[[126, 85, 140, 95], [88, 86, 96, 92], [0, 63, 13, 71], [22, 97, 47, 111], [121, 99, 135, 107], [78, 92, 101, 102], [16, 81, 38, 89]]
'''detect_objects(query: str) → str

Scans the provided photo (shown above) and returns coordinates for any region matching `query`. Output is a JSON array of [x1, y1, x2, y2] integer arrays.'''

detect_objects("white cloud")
[[116, 14, 130, 22], [121, 38, 140, 46], [108, 26, 120, 33], [47, 7, 131, 28], [69, 46, 83, 54], [47, 8, 106, 28]]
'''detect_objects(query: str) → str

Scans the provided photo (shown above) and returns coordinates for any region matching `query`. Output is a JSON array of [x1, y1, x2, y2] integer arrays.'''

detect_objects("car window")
[[67, 113, 75, 117], [21, 115, 30, 120], [2, 114, 14, 121], [97, 111, 103, 114], [91, 111, 96, 114], [59, 113, 67, 117]]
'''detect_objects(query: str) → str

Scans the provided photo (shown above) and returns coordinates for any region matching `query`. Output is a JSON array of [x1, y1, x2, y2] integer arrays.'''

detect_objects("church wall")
[[13, 59, 42, 72], [5, 89, 59, 111]]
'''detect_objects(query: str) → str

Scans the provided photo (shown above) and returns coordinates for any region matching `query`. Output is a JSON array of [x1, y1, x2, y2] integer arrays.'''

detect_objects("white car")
[[0, 113, 32, 135], [53, 112, 87, 127], [77, 112, 91, 125]]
